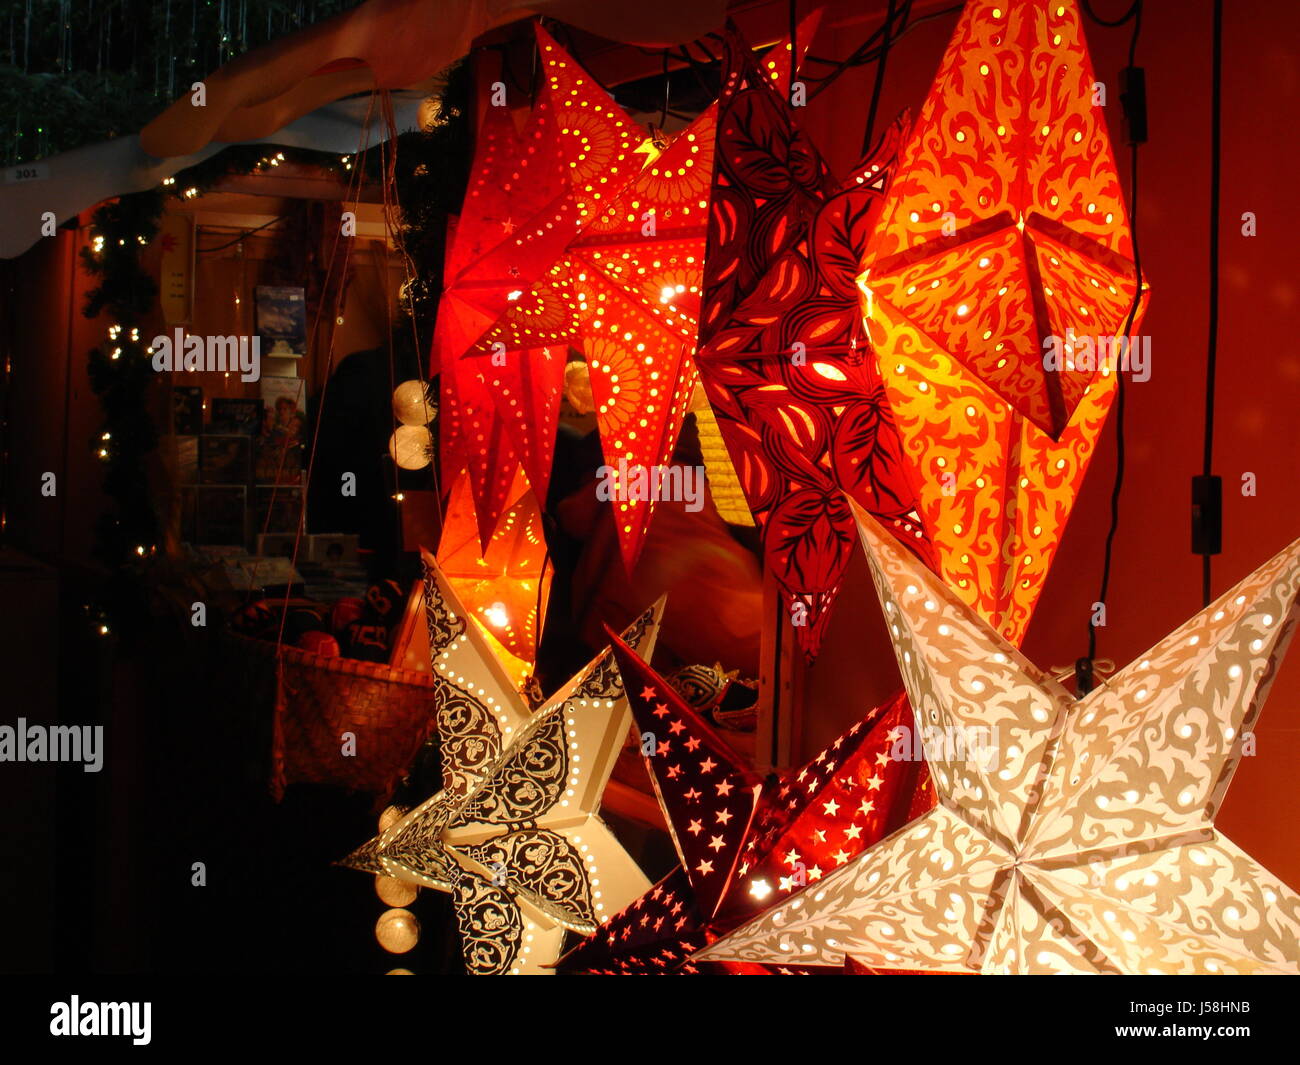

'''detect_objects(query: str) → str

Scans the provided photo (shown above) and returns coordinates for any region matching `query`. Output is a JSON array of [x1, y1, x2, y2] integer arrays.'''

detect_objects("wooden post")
[[755, 568, 805, 773]]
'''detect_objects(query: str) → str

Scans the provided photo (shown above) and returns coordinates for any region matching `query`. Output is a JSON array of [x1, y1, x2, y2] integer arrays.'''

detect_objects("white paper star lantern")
[[695, 504, 1300, 974], [343, 551, 661, 974]]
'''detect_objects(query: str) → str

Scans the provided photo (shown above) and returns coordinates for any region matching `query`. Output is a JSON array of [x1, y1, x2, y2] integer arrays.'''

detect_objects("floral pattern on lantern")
[[697, 27, 928, 660]]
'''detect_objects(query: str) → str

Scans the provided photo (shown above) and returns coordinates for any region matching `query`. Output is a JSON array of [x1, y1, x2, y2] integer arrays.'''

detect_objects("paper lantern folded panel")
[[567, 107, 714, 570], [432, 92, 577, 375], [855, 0, 1148, 644], [439, 25, 647, 540], [468, 106, 719, 571], [436, 468, 552, 687], [874, 310, 1117, 644], [699, 14, 832, 346], [439, 352, 521, 548]]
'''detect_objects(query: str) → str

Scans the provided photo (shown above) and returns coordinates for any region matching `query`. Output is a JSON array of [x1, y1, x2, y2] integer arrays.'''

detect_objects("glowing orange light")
[[857, 0, 1149, 644]]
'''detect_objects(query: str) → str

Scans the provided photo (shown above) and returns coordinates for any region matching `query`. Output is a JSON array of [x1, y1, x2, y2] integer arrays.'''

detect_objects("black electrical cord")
[[196, 213, 287, 253], [1089, 142, 1143, 667], [789, 0, 797, 98], [1082, 0, 1142, 30], [1083, 0, 1145, 683], [503, 3, 951, 125], [808, 2, 967, 101], [676, 43, 716, 99], [660, 49, 671, 128], [1200, 0, 1223, 607], [861, 0, 900, 154]]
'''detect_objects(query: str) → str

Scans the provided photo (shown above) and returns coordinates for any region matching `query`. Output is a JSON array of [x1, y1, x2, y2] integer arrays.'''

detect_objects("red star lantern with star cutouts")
[[724, 689, 934, 926], [696, 25, 930, 660], [857, 0, 1148, 644], [558, 632, 933, 974]]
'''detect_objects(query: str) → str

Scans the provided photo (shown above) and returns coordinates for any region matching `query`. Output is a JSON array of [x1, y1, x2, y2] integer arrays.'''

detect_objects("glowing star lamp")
[[430, 87, 574, 377], [562, 103, 716, 571], [856, 0, 1148, 645], [696, 505, 1300, 975], [449, 23, 647, 536], [342, 552, 662, 975], [436, 468, 552, 689], [559, 633, 933, 974], [860, 0, 1144, 439], [433, 94, 571, 543], [467, 29, 717, 572]]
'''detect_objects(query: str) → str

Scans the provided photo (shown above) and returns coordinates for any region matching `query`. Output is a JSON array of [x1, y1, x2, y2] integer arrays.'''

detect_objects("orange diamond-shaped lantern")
[[860, 0, 1144, 441], [859, 0, 1148, 644]]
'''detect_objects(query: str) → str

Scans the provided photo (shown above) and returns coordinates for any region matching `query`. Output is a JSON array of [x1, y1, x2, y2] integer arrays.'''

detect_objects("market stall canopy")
[[139, 0, 728, 159], [0, 92, 423, 261]]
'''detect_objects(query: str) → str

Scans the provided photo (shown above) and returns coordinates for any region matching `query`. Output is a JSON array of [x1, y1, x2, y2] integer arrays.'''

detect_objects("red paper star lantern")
[[438, 25, 646, 540], [438, 351, 520, 549], [560, 635, 933, 974], [564, 105, 716, 571], [465, 75, 717, 569], [696, 26, 930, 660], [431, 86, 576, 376]]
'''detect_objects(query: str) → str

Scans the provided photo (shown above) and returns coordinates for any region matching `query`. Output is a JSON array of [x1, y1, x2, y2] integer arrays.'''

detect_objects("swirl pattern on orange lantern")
[[858, 0, 1148, 644], [860, 0, 1143, 440]]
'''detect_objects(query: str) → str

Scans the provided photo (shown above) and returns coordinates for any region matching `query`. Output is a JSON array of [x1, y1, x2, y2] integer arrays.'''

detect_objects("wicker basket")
[[226, 632, 436, 802]]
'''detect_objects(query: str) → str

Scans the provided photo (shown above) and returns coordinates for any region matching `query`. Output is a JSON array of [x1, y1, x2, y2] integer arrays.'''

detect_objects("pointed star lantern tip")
[[696, 505, 1300, 974], [606, 628, 765, 921], [342, 551, 665, 974]]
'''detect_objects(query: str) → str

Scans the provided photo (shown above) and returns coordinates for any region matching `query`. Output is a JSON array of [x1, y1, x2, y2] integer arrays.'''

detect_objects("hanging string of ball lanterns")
[[388, 379, 439, 470]]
